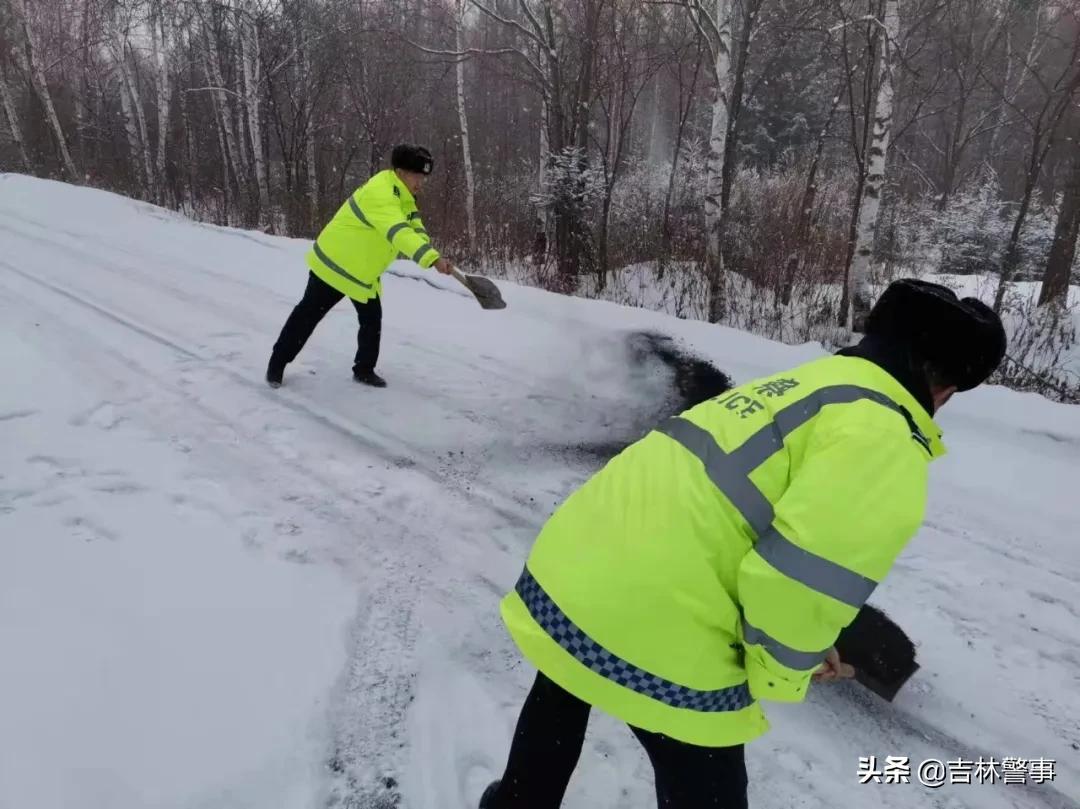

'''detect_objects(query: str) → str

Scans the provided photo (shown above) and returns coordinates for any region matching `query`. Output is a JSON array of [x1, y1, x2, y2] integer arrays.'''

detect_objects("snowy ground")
[[1, 174, 1078, 809]]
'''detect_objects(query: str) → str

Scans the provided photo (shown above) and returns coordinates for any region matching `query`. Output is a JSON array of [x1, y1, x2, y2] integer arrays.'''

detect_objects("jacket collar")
[[387, 170, 416, 206], [836, 335, 947, 459]]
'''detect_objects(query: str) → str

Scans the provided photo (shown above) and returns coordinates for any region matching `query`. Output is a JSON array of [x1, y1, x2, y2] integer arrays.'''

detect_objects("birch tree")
[[685, 0, 735, 323], [455, 0, 477, 252], [298, 4, 318, 231], [845, 0, 899, 332], [6, 0, 77, 178], [109, 3, 155, 198], [150, 0, 174, 204], [0, 52, 29, 170], [237, 0, 270, 227], [197, 0, 246, 214]]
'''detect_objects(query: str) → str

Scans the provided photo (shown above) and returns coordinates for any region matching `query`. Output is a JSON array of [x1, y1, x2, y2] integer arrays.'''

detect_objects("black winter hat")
[[392, 144, 434, 175], [865, 279, 1007, 391]]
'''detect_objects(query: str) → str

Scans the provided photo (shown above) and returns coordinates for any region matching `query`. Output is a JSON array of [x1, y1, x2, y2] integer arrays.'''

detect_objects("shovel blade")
[[834, 604, 919, 702], [461, 274, 506, 310]]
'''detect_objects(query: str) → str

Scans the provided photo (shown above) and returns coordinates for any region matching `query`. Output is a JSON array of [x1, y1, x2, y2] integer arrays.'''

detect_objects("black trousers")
[[270, 271, 382, 374], [488, 673, 748, 809]]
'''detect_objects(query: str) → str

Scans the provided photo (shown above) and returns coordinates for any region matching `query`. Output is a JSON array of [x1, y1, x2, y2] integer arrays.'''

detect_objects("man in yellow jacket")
[[481, 280, 1007, 809], [267, 144, 454, 389]]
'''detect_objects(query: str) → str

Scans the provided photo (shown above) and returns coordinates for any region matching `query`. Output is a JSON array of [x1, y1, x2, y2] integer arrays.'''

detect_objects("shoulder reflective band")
[[313, 243, 372, 289], [412, 243, 434, 264], [655, 385, 915, 615], [658, 385, 918, 538], [348, 196, 372, 227], [516, 567, 753, 712], [655, 417, 774, 536]]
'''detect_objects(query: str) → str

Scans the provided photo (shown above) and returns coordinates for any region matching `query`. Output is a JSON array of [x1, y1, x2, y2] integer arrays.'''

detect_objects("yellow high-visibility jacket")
[[501, 353, 946, 747], [306, 169, 439, 302]]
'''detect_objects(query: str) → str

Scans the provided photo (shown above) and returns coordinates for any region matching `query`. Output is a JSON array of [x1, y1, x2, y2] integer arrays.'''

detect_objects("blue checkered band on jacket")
[[515, 567, 753, 713]]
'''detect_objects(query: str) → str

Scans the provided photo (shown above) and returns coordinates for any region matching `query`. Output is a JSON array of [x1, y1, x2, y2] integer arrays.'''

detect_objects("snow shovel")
[[451, 267, 506, 310], [833, 604, 919, 702]]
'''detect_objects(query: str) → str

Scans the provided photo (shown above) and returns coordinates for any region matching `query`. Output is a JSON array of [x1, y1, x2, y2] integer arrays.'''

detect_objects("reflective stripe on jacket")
[[306, 170, 439, 302], [500, 354, 946, 747]]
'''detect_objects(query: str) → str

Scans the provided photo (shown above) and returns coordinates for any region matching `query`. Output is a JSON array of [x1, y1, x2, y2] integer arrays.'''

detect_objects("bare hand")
[[812, 647, 855, 683], [433, 257, 454, 276]]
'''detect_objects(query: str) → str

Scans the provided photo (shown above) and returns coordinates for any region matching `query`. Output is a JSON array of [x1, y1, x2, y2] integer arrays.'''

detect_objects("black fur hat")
[[865, 279, 1007, 391], [391, 144, 433, 175]]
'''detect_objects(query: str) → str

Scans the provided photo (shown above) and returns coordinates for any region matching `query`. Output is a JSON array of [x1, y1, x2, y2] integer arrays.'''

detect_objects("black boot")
[[478, 781, 500, 809], [266, 359, 285, 388], [353, 369, 387, 388]]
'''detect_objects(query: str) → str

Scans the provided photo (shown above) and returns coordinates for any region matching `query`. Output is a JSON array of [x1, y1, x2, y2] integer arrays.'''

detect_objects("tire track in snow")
[[0, 267, 522, 809], [0, 213, 592, 401], [818, 684, 1075, 809], [0, 261, 539, 533]]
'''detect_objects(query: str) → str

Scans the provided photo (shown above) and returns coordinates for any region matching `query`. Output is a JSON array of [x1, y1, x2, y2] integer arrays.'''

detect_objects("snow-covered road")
[[1, 175, 1077, 809]]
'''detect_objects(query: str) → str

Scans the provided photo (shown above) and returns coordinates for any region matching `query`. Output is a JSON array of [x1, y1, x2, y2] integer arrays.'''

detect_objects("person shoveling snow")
[[266, 144, 502, 389], [481, 279, 1007, 809]]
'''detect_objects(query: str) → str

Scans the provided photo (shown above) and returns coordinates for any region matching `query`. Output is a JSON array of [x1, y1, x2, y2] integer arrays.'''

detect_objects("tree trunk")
[[455, 1, 477, 252], [306, 123, 318, 228], [151, 0, 173, 205], [937, 93, 967, 211], [179, 69, 196, 211], [661, 46, 703, 260], [704, 0, 734, 323], [10, 0, 77, 178], [0, 59, 30, 171], [1038, 145, 1080, 308], [533, 93, 550, 264], [238, 0, 270, 228], [109, 6, 155, 200], [559, 0, 600, 281], [72, 0, 92, 167], [117, 41, 155, 199], [201, 13, 245, 210], [231, 29, 251, 205], [846, 0, 900, 333], [115, 61, 144, 190], [783, 91, 843, 305], [994, 63, 1080, 311], [720, 0, 758, 216]]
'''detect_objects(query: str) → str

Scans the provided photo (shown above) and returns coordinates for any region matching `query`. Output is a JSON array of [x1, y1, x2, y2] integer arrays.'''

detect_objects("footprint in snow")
[[281, 548, 313, 565], [69, 401, 127, 431], [0, 409, 37, 423], [92, 480, 147, 496], [274, 520, 303, 537], [66, 516, 117, 543]]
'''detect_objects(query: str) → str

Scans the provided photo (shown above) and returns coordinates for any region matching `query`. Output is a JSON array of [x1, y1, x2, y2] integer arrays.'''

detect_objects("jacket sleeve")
[[407, 210, 428, 236], [737, 408, 928, 703], [357, 192, 441, 270]]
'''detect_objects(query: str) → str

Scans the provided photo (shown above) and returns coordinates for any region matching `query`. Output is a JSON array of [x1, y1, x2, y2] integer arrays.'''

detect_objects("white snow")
[[1, 174, 1078, 809]]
